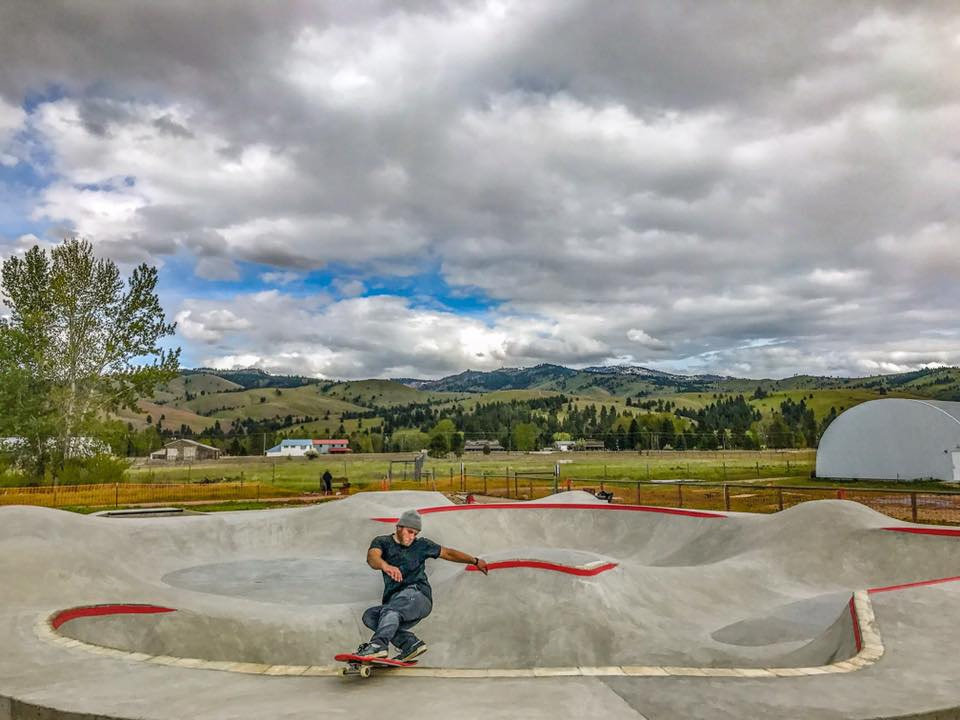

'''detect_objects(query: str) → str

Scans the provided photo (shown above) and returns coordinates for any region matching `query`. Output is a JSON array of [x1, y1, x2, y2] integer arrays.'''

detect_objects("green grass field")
[[117, 449, 817, 491]]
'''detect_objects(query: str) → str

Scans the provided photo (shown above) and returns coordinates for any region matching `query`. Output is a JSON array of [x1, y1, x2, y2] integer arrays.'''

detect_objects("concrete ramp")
[[21, 491, 956, 670], [5, 491, 960, 719]]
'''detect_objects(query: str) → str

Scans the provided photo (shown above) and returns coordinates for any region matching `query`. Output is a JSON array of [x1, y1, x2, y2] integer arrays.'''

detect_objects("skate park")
[[3, 490, 960, 719]]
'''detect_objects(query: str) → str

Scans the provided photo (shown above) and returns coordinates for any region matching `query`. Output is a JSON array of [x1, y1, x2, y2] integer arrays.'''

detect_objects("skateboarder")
[[354, 509, 488, 662]]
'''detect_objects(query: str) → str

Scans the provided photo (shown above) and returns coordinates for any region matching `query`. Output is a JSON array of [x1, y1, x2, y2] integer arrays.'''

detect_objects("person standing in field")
[[322, 469, 333, 494]]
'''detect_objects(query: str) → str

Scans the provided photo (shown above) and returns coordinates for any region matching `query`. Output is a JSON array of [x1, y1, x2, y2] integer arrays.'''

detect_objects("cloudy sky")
[[1, 1, 958, 380]]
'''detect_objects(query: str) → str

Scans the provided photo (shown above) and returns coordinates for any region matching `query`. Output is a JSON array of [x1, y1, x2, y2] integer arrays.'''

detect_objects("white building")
[[816, 398, 960, 482], [265, 439, 351, 457]]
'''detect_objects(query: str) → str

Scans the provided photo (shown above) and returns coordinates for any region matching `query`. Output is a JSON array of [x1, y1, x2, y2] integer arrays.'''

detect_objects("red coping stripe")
[[464, 560, 618, 576], [871, 529, 960, 592], [868, 575, 960, 595], [882, 527, 960, 538], [847, 595, 862, 652], [372, 502, 726, 523], [52, 604, 176, 630]]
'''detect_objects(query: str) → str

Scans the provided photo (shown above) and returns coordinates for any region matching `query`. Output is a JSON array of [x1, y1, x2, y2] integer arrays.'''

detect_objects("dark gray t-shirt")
[[369, 534, 441, 604]]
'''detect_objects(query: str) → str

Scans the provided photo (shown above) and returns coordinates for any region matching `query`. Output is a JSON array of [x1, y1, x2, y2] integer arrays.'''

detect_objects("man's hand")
[[383, 563, 403, 582], [475, 558, 489, 576]]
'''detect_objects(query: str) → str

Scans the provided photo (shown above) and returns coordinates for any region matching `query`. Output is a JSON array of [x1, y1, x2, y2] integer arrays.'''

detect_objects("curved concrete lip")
[[37, 590, 884, 678], [4, 491, 960, 719]]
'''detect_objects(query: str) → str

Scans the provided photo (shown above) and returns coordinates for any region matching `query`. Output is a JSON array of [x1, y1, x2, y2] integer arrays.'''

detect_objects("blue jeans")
[[362, 587, 432, 652]]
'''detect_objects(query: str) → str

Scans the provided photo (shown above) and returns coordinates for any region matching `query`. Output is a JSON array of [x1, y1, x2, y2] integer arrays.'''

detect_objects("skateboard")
[[334, 653, 418, 678]]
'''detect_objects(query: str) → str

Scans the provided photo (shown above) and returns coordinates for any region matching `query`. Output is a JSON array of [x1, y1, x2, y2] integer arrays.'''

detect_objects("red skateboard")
[[334, 653, 418, 678]]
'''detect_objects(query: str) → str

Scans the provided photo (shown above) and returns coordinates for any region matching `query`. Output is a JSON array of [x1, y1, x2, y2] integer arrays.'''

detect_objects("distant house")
[[265, 438, 351, 457], [150, 438, 221, 462], [463, 440, 505, 453], [577, 440, 606, 452], [553, 440, 576, 452], [313, 439, 352, 454]]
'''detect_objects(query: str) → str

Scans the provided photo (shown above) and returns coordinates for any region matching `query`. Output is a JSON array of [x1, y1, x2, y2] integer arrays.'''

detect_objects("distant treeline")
[[106, 393, 841, 457]]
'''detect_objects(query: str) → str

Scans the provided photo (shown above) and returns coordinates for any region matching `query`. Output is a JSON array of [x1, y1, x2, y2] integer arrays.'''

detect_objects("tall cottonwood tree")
[[0, 239, 180, 479]]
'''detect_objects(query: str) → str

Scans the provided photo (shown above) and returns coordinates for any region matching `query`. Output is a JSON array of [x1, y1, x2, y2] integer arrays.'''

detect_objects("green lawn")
[[117, 449, 816, 491], [14, 448, 960, 496]]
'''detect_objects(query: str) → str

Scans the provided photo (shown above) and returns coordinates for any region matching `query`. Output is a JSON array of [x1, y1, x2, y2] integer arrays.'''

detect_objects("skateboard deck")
[[334, 653, 418, 678]]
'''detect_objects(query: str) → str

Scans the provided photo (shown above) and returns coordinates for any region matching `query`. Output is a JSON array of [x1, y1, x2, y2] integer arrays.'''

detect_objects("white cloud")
[[806, 268, 869, 288], [333, 278, 366, 297], [182, 291, 580, 378], [176, 308, 251, 343], [260, 270, 302, 285], [627, 329, 669, 350], [0, 97, 24, 151], [2, 3, 960, 378]]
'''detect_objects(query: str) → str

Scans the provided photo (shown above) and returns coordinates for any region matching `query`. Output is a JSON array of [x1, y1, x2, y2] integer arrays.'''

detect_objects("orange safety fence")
[[6, 476, 960, 525], [0, 482, 296, 508]]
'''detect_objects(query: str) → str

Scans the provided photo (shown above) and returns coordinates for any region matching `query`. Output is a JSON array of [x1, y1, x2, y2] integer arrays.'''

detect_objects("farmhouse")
[[150, 438, 221, 462], [265, 439, 351, 457], [553, 440, 576, 451], [816, 398, 960, 482]]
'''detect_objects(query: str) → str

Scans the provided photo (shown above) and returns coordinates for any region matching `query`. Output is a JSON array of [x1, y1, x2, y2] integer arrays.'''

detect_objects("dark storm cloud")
[[152, 115, 193, 139]]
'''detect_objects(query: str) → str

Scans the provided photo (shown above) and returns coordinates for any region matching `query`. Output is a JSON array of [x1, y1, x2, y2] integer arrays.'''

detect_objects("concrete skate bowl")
[[25, 491, 960, 673]]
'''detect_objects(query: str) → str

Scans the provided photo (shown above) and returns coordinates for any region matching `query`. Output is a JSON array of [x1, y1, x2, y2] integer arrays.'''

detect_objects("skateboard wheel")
[[359, 666, 372, 678]]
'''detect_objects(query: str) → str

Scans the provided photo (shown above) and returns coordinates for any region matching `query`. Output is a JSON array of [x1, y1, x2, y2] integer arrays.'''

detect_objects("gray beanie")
[[398, 509, 422, 531]]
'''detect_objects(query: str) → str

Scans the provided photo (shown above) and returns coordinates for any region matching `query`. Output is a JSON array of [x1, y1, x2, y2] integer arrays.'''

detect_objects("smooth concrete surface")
[[2, 490, 960, 719]]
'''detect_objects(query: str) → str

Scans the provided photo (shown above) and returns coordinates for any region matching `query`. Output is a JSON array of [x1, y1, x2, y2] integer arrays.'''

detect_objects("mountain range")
[[185, 363, 960, 398], [122, 363, 960, 435]]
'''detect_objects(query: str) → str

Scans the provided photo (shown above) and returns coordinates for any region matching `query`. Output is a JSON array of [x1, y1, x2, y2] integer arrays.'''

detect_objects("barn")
[[150, 438, 222, 462], [816, 398, 960, 482]]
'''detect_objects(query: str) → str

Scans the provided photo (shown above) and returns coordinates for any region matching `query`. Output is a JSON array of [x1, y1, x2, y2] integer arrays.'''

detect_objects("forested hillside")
[[102, 364, 960, 457]]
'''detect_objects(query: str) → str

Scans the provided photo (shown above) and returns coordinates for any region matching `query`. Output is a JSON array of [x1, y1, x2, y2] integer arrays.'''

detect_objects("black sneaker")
[[355, 642, 387, 659], [393, 640, 428, 662]]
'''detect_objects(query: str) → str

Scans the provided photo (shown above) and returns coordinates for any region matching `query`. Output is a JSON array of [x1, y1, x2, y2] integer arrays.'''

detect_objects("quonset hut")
[[816, 398, 960, 482]]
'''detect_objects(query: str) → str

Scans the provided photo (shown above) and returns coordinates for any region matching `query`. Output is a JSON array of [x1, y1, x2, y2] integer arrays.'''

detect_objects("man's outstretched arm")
[[440, 547, 489, 575]]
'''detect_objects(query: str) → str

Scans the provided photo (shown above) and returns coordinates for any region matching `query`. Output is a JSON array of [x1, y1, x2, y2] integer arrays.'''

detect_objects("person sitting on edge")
[[355, 509, 488, 662]]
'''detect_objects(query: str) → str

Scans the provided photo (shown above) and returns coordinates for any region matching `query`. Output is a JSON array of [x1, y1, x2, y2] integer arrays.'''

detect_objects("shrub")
[[57, 454, 132, 485]]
